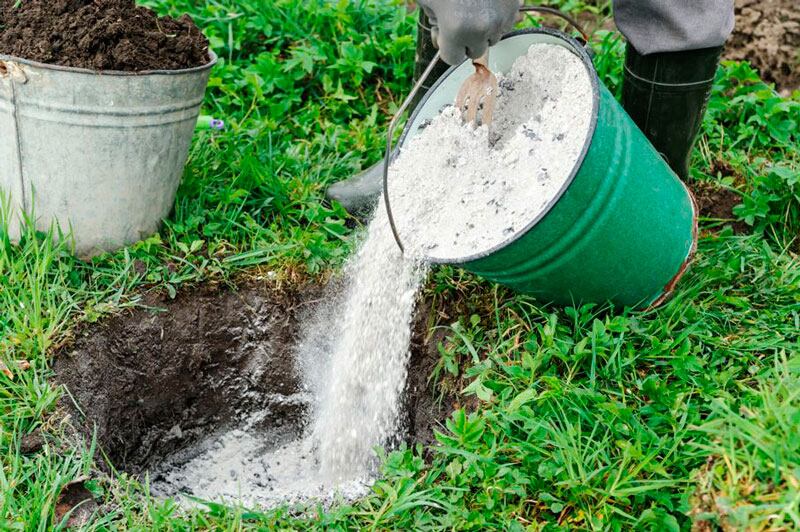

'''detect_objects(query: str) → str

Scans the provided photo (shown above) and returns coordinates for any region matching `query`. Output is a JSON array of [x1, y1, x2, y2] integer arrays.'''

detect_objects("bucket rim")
[[393, 27, 600, 265], [0, 50, 218, 76]]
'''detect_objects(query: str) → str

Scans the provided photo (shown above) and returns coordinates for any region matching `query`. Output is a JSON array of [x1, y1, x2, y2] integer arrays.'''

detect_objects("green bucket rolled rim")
[[389, 27, 600, 265]]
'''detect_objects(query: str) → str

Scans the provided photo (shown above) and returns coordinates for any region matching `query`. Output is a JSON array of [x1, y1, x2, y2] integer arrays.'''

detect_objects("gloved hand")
[[418, 0, 522, 65]]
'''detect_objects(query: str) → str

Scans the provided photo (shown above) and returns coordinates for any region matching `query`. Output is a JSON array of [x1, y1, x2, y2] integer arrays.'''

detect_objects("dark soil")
[[690, 180, 749, 234], [403, 302, 451, 448], [54, 479, 100, 529], [20, 428, 45, 454], [0, 0, 209, 71], [55, 283, 311, 472], [54, 282, 448, 475], [727, 0, 800, 95]]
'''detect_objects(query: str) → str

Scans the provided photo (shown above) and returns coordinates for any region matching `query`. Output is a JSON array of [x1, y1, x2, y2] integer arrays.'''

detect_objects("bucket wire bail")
[[382, 51, 442, 255], [382, 6, 590, 255]]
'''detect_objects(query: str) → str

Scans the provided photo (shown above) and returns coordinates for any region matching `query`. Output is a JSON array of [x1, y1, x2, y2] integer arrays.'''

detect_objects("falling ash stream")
[[299, 202, 427, 482]]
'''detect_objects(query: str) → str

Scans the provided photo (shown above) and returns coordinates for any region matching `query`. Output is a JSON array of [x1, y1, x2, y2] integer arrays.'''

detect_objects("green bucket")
[[385, 28, 697, 309]]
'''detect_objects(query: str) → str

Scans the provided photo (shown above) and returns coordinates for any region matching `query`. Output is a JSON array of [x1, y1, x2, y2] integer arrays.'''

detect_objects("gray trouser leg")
[[613, 0, 735, 55]]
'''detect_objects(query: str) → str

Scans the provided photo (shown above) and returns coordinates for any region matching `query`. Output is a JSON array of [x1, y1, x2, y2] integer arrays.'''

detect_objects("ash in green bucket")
[[388, 43, 593, 261], [388, 29, 696, 308]]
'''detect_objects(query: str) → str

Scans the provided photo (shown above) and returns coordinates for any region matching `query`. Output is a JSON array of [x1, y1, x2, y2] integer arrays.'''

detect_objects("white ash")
[[294, 45, 591, 491], [303, 203, 427, 482], [150, 416, 371, 511], [388, 43, 593, 260], [149, 204, 427, 510]]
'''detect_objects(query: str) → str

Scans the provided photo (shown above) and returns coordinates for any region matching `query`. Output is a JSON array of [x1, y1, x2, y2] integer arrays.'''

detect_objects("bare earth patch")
[[726, 0, 799, 95], [690, 180, 749, 235]]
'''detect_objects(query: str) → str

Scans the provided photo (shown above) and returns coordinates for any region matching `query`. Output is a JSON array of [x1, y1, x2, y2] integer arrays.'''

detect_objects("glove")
[[418, 0, 522, 66]]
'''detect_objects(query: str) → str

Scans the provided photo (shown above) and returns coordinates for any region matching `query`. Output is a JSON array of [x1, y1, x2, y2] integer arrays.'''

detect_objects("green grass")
[[1, 0, 799, 530]]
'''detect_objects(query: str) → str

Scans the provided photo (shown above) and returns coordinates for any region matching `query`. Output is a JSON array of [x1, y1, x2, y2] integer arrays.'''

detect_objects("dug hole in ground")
[[56, 43, 593, 509]]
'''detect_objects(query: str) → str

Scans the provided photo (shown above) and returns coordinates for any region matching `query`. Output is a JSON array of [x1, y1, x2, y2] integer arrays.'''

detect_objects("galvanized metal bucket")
[[0, 52, 217, 257], [385, 29, 697, 308]]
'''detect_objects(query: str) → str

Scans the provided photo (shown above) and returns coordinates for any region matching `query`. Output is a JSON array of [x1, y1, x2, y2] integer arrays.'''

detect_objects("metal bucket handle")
[[382, 7, 590, 253]]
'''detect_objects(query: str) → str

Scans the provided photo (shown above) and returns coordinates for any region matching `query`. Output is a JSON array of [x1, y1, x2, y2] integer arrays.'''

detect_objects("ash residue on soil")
[[54, 282, 449, 506], [0, 0, 209, 71], [726, 0, 798, 94]]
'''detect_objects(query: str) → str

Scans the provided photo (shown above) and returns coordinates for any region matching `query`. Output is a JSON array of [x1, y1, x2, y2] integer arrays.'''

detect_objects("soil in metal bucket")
[[54, 282, 449, 509], [0, 0, 209, 71]]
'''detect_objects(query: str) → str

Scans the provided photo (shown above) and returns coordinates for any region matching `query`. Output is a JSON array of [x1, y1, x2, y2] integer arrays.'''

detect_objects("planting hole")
[[54, 283, 444, 508]]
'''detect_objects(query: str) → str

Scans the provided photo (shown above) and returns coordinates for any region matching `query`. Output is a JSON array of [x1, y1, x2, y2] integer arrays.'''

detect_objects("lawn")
[[1, 0, 799, 530]]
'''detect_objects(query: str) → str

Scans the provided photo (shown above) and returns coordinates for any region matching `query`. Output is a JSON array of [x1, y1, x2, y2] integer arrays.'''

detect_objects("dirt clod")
[[20, 428, 44, 455], [0, 0, 209, 71], [54, 477, 99, 529]]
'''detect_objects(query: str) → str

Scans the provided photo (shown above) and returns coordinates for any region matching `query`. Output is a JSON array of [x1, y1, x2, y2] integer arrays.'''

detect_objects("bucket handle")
[[382, 7, 590, 254], [381, 53, 441, 254]]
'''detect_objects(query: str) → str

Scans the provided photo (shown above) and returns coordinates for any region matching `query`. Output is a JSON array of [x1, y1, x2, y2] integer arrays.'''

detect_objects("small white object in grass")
[[388, 43, 594, 261]]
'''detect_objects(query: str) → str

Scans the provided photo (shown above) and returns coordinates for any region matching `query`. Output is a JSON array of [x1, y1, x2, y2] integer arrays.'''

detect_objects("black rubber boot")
[[621, 44, 723, 180], [327, 11, 449, 215]]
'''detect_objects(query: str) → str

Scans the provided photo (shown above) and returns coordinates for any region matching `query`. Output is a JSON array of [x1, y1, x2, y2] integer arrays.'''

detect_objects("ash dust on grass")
[[53, 281, 449, 510]]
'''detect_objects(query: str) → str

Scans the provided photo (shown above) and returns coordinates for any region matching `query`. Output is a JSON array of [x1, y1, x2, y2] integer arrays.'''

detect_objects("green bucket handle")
[[382, 6, 591, 254]]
